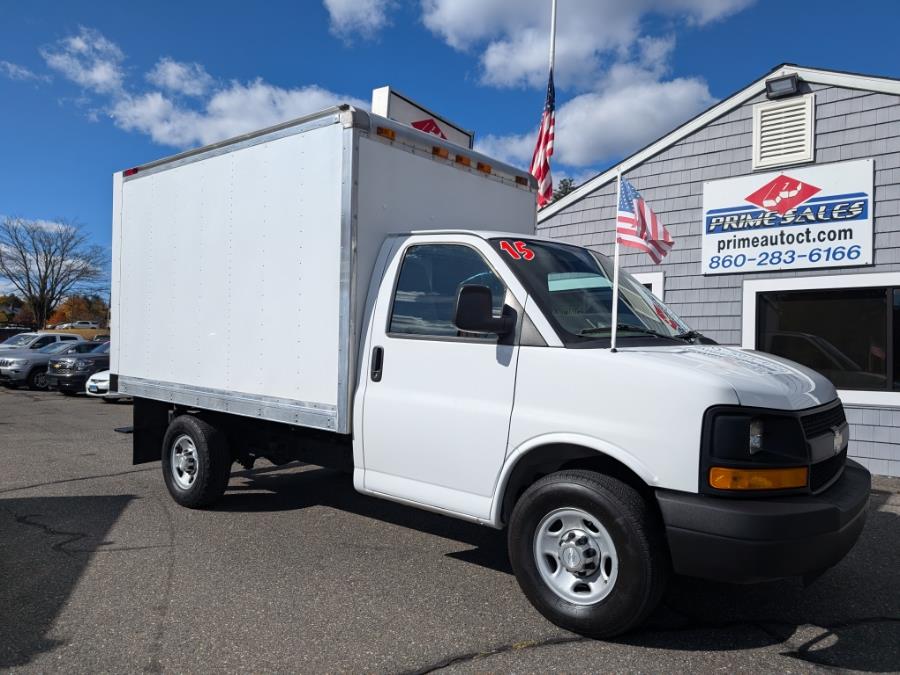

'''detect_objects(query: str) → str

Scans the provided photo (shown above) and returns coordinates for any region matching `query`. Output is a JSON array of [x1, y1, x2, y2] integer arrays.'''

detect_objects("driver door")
[[360, 239, 519, 520]]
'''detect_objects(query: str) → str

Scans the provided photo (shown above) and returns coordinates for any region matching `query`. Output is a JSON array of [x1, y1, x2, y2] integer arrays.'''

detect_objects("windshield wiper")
[[577, 324, 673, 339], [674, 329, 717, 344]]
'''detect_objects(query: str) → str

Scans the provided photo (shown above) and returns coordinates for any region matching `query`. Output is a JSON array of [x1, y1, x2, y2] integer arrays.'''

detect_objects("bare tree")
[[0, 217, 106, 328]]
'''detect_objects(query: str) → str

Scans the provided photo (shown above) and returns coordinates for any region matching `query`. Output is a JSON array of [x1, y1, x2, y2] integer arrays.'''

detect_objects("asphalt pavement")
[[1, 387, 899, 673]]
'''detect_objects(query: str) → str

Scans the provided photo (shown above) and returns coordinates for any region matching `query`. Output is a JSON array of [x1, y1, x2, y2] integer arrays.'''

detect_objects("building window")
[[631, 271, 664, 300], [751, 94, 815, 170], [756, 287, 898, 392]]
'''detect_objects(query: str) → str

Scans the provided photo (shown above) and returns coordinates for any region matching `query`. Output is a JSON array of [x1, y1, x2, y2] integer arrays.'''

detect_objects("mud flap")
[[132, 397, 169, 464]]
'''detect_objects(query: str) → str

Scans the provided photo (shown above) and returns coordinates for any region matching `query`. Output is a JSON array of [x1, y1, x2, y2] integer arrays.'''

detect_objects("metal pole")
[[549, 0, 557, 71], [610, 171, 622, 352]]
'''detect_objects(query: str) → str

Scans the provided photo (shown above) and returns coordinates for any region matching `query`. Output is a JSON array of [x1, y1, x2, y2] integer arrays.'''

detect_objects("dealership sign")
[[371, 86, 474, 149], [701, 159, 873, 274]]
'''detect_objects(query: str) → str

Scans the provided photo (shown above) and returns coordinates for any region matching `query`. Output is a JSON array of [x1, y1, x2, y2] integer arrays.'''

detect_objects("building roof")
[[538, 64, 900, 221]]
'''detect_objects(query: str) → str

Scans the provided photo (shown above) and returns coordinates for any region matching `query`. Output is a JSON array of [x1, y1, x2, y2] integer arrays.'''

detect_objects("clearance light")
[[376, 126, 396, 141], [432, 146, 449, 159], [515, 176, 529, 186], [477, 162, 492, 175], [123, 167, 139, 177], [455, 154, 471, 167], [709, 466, 808, 491]]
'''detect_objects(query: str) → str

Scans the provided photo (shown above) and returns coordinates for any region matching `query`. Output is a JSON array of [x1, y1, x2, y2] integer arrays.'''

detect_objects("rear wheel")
[[26, 368, 49, 390], [162, 415, 232, 508], [508, 470, 668, 638]]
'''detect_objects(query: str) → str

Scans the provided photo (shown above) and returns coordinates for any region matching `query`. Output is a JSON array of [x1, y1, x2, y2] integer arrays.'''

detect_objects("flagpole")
[[610, 171, 623, 352], [549, 0, 557, 71]]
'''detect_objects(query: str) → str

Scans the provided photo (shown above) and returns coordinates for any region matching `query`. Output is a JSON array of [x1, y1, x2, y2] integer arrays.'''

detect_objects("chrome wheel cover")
[[533, 507, 619, 605]]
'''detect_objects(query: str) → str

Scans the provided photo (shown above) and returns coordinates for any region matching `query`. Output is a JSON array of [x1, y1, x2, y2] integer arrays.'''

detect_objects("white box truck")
[[113, 105, 870, 638]]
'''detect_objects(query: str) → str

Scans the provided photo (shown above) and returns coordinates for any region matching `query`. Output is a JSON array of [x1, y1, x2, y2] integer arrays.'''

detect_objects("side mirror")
[[454, 285, 515, 336]]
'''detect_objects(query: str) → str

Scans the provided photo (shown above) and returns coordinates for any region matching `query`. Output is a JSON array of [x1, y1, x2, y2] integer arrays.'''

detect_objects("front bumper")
[[0, 367, 27, 383], [656, 459, 870, 583], [47, 373, 90, 392]]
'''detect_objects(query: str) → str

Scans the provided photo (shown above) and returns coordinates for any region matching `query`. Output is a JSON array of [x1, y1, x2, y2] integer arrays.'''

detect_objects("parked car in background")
[[58, 320, 100, 329], [46, 342, 110, 395], [0, 340, 97, 390], [0, 332, 80, 351], [85, 369, 129, 402]]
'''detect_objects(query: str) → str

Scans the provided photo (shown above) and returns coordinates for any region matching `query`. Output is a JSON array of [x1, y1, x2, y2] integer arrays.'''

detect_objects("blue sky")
[[2, 0, 899, 252]]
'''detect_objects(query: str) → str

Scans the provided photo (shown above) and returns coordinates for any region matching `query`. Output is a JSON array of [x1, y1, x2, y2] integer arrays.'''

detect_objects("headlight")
[[701, 407, 807, 494], [748, 418, 764, 454], [11, 360, 29, 367], [74, 359, 93, 370]]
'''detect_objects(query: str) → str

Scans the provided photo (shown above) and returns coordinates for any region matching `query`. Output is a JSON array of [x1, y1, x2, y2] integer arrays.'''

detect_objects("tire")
[[508, 470, 668, 638], [26, 368, 49, 391], [161, 415, 232, 508]]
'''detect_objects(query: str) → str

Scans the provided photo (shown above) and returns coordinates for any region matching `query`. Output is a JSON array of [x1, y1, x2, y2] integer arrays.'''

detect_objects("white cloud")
[[22, 27, 367, 149], [422, 0, 754, 88], [40, 26, 125, 94], [0, 61, 50, 83], [146, 57, 214, 97], [324, 0, 394, 39], [455, 1, 751, 170], [112, 80, 367, 147]]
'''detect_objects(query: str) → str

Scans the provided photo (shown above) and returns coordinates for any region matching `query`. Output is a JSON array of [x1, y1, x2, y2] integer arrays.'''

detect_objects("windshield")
[[39, 342, 77, 354], [91, 342, 111, 354], [489, 238, 690, 346], [2, 333, 36, 347]]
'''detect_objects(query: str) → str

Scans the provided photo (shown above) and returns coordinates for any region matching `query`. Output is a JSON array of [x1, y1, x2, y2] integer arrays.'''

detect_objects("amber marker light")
[[432, 146, 449, 159], [376, 126, 396, 140], [709, 466, 808, 491], [455, 154, 471, 167]]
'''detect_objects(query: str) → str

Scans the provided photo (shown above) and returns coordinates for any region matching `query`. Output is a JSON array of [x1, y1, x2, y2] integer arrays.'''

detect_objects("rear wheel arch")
[[496, 442, 655, 527]]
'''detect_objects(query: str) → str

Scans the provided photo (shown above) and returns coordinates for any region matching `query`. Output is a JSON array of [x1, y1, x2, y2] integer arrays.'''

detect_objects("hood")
[[0, 348, 39, 360], [627, 344, 837, 410]]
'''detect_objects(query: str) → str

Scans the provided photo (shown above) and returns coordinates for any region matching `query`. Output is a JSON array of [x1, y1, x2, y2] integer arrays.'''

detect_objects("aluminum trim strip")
[[119, 376, 338, 430]]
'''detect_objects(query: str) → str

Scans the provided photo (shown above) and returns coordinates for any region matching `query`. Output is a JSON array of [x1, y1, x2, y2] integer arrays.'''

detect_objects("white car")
[[85, 369, 128, 402]]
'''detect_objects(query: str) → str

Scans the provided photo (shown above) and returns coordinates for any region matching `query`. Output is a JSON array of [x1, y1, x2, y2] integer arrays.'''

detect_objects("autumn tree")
[[0, 217, 106, 328], [48, 293, 109, 326]]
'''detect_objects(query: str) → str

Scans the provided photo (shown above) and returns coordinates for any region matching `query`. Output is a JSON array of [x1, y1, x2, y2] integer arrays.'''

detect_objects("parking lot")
[[1, 387, 898, 673]]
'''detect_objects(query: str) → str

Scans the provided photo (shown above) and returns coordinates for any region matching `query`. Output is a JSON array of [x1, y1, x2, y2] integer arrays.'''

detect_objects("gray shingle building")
[[538, 64, 900, 477]]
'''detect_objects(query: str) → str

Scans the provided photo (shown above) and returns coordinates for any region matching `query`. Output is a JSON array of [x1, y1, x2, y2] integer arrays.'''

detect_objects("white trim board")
[[632, 271, 665, 299], [741, 272, 900, 408], [539, 64, 900, 221]]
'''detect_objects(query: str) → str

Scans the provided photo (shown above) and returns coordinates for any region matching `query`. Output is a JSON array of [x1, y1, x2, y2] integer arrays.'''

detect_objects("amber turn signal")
[[709, 466, 808, 490]]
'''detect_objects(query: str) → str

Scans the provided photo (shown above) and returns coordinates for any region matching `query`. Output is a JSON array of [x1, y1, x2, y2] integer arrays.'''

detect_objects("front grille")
[[810, 448, 847, 492], [801, 402, 846, 439], [0, 359, 10, 367]]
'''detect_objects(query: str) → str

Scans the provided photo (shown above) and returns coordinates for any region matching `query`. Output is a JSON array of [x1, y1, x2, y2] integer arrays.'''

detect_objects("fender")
[[488, 432, 660, 528]]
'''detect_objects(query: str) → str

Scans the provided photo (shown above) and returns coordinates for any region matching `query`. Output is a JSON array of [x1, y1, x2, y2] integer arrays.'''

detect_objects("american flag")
[[530, 70, 555, 208], [616, 177, 674, 264]]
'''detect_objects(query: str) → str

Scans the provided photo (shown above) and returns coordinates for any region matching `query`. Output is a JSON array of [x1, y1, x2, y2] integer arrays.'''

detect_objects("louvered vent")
[[752, 94, 815, 170]]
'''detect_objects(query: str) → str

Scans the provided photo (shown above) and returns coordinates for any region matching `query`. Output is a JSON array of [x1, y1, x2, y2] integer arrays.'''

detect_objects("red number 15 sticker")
[[499, 240, 535, 261]]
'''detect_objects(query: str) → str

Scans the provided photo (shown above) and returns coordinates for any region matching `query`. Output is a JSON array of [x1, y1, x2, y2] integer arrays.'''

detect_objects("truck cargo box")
[[112, 105, 537, 433]]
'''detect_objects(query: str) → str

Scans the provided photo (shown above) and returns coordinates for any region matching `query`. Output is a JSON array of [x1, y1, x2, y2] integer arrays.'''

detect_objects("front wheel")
[[162, 415, 232, 508], [508, 470, 668, 638], [27, 368, 49, 390]]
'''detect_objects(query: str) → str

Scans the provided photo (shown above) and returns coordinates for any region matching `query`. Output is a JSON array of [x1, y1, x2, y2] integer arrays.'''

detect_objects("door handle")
[[371, 346, 384, 382]]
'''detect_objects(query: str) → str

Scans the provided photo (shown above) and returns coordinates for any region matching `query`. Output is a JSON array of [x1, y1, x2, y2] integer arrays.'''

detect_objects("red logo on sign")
[[499, 240, 535, 261], [411, 118, 448, 140], [744, 174, 820, 216]]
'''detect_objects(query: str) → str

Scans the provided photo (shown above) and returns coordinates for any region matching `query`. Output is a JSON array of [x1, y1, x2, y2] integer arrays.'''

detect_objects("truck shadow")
[[0, 494, 135, 669], [222, 466, 900, 672]]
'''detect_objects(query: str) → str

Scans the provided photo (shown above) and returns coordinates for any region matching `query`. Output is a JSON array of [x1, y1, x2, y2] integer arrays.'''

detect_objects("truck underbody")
[[132, 397, 353, 473]]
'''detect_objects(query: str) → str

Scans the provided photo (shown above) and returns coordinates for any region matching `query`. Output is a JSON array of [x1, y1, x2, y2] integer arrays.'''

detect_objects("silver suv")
[[0, 332, 81, 351], [0, 340, 97, 390]]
